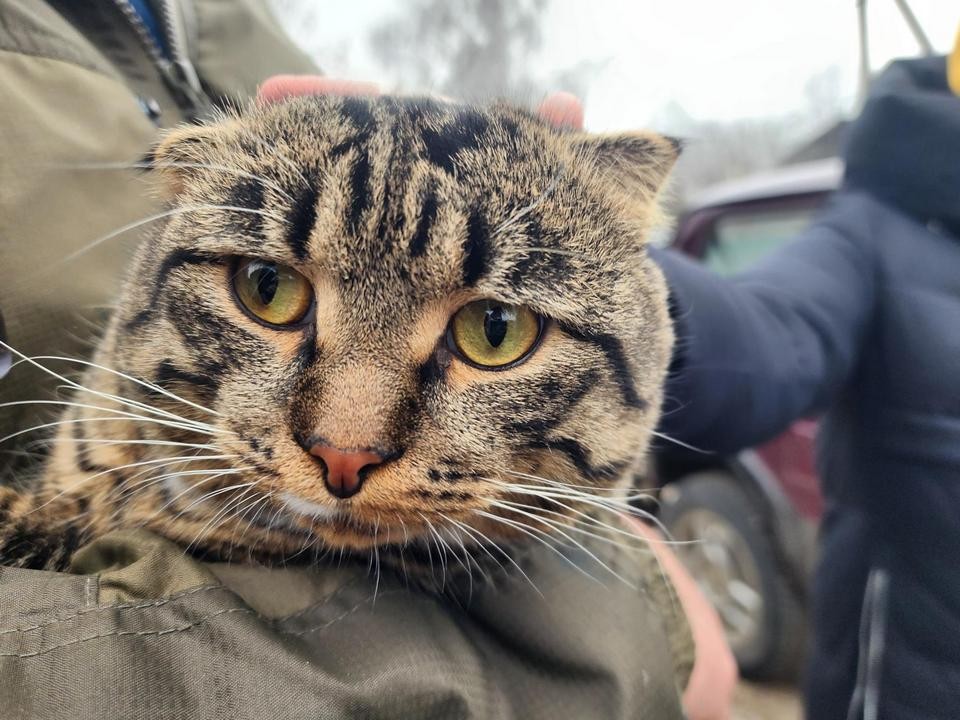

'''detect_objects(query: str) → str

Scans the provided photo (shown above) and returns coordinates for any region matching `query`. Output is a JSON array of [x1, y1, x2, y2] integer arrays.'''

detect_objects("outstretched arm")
[[653, 197, 879, 453]]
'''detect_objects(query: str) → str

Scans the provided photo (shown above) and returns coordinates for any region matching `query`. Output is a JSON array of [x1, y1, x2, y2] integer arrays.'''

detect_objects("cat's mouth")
[[276, 491, 411, 546], [280, 491, 341, 522]]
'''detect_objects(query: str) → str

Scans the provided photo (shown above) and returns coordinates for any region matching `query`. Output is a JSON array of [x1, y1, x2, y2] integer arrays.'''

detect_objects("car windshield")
[[704, 206, 817, 275]]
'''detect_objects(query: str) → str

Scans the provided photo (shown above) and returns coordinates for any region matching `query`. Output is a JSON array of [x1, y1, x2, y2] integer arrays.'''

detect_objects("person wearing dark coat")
[[653, 53, 960, 719]]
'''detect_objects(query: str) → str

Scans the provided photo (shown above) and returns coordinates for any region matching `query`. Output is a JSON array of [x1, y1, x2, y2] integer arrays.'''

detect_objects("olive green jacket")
[[0, 0, 314, 454], [1, 530, 691, 719], [0, 3, 693, 717]]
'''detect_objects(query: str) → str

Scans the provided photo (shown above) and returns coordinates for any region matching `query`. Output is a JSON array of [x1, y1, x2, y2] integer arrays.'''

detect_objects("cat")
[[0, 95, 677, 578]]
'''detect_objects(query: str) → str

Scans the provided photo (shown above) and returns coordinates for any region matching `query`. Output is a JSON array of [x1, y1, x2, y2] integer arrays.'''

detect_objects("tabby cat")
[[0, 95, 677, 578]]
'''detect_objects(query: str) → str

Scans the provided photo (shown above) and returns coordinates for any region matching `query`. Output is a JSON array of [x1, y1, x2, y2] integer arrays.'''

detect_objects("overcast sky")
[[275, 1, 957, 132]]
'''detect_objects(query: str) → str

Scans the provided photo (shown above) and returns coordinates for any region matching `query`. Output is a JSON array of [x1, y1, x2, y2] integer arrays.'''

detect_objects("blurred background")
[[265, 3, 955, 717], [267, 0, 955, 207]]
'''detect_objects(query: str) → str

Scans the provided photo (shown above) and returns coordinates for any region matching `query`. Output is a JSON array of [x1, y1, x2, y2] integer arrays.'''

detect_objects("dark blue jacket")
[[654, 57, 960, 719]]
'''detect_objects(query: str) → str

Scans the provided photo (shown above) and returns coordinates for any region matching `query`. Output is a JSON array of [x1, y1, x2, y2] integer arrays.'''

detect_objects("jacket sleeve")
[[0, 530, 690, 720], [651, 194, 878, 454]]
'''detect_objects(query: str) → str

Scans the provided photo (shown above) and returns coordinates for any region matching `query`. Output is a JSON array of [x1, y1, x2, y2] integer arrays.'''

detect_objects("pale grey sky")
[[274, 1, 957, 132]]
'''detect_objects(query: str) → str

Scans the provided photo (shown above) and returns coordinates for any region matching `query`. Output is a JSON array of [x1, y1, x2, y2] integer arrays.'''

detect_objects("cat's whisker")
[[443, 516, 520, 589], [490, 477, 637, 508], [488, 476, 661, 523], [485, 499, 635, 588], [287, 525, 324, 565], [87, 468, 238, 536], [243, 493, 278, 562], [160, 477, 255, 535], [521, 246, 579, 257], [62, 203, 284, 262], [504, 469, 654, 497], [419, 514, 450, 590], [26, 352, 223, 420], [501, 473, 655, 505], [30, 453, 235, 516], [505, 489, 661, 545], [493, 170, 563, 238], [232, 491, 271, 543], [451, 526, 488, 588], [0, 407, 216, 448], [183, 484, 259, 555], [58, 160, 295, 203], [170, 477, 257, 516], [0, 416, 157, 448], [429, 517, 472, 585], [38, 437, 222, 452], [19, 438, 224, 469], [237, 128, 311, 190], [106, 458, 239, 505], [499, 475, 641, 510], [491, 498, 650, 552], [51, 381, 218, 431], [393, 521, 412, 587], [494, 482, 689, 547], [417, 514, 440, 588], [473, 509, 606, 587], [283, 507, 324, 564], [486, 477, 683, 610], [436, 513, 486, 592], [1, 342, 222, 426], [498, 483, 659, 526], [260, 502, 289, 551], [650, 430, 707, 454], [372, 515, 382, 602]]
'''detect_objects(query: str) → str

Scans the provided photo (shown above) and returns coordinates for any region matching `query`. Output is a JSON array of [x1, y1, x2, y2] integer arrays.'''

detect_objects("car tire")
[[659, 471, 806, 680]]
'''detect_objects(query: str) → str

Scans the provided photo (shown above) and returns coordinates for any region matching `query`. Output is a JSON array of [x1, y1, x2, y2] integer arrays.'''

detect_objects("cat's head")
[[110, 96, 677, 555]]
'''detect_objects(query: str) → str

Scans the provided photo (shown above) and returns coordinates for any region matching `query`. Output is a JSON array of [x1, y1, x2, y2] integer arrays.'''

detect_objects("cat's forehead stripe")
[[408, 182, 438, 258], [462, 209, 490, 286], [346, 145, 372, 238], [285, 170, 321, 261], [420, 109, 490, 174], [225, 177, 265, 240]]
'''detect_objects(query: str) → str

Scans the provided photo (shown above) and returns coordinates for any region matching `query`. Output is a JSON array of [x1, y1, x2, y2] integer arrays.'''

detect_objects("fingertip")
[[538, 92, 585, 130], [256, 76, 381, 106]]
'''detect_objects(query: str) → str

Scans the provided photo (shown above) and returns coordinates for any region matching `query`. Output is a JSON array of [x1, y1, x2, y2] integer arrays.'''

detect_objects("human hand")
[[628, 518, 739, 720], [256, 76, 584, 130]]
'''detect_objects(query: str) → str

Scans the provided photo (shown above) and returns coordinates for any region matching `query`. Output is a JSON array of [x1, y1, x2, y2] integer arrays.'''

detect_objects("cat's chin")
[[277, 490, 419, 551], [280, 491, 340, 521]]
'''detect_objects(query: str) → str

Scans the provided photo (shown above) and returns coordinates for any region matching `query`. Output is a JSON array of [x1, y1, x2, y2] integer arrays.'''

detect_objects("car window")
[[703, 207, 816, 275]]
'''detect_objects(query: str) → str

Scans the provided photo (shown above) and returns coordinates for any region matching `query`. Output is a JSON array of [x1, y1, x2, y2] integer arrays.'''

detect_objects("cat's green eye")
[[449, 300, 543, 369], [232, 259, 313, 327]]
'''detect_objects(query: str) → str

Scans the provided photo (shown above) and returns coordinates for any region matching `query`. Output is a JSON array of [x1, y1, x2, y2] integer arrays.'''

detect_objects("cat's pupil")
[[484, 307, 509, 347], [254, 264, 279, 305]]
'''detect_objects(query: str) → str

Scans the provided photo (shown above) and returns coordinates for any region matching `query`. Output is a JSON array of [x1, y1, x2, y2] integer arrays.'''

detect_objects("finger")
[[257, 75, 381, 106], [537, 92, 585, 130]]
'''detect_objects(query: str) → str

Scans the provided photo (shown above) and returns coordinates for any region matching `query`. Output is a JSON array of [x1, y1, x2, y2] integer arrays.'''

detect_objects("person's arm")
[[630, 519, 738, 720], [652, 198, 879, 453]]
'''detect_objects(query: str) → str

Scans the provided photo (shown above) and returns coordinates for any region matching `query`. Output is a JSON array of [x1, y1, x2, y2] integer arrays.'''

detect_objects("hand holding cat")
[[257, 76, 585, 129]]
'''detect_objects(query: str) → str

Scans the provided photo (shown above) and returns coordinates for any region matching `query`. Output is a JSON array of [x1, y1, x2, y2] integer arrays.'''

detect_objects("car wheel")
[[659, 471, 806, 680]]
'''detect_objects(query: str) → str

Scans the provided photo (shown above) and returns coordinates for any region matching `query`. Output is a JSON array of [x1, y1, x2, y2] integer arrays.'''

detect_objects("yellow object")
[[233, 259, 313, 327], [451, 300, 542, 368], [948, 26, 960, 96]]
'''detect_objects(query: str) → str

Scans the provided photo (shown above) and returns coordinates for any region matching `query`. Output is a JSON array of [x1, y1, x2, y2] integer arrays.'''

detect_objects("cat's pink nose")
[[309, 444, 384, 499]]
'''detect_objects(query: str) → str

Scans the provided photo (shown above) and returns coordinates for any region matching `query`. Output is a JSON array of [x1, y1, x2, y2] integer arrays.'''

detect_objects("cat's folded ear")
[[144, 121, 238, 198], [572, 131, 682, 202]]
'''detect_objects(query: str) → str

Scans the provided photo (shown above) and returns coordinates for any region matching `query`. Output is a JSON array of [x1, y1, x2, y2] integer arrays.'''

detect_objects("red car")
[[652, 158, 842, 679]]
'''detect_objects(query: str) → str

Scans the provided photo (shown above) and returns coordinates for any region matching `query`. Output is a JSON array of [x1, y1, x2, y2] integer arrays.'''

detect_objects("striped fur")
[[1, 97, 678, 575]]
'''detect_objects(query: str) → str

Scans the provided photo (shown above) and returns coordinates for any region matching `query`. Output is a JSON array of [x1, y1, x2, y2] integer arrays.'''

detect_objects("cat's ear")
[[145, 121, 238, 198], [572, 131, 681, 200]]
